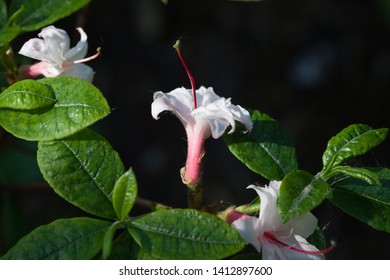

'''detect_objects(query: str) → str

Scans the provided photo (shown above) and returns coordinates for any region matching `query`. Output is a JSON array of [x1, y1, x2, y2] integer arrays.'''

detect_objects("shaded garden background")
[[1, 0, 390, 259]]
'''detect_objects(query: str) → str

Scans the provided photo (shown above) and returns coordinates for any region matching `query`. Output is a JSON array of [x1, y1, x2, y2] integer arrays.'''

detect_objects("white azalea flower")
[[230, 181, 330, 260], [19, 25, 98, 82], [152, 86, 252, 186]]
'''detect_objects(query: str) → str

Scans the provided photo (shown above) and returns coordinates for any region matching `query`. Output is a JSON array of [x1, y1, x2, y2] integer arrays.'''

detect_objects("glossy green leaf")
[[37, 129, 125, 219], [328, 168, 390, 233], [1, 217, 111, 259], [0, 26, 20, 47], [128, 209, 246, 260], [224, 109, 297, 181], [9, 0, 90, 31], [113, 168, 138, 221], [0, 76, 110, 141], [0, 79, 56, 109], [328, 166, 381, 186], [102, 221, 121, 260], [278, 170, 329, 222], [321, 124, 388, 175]]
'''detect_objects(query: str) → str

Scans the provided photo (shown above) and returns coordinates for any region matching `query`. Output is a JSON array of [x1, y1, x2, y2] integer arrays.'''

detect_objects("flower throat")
[[173, 40, 197, 109]]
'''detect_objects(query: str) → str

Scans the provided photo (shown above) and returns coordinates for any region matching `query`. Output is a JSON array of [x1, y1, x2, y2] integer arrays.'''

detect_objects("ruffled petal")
[[151, 87, 194, 126], [62, 63, 94, 82], [230, 104, 253, 132], [192, 102, 234, 139], [64, 27, 88, 61], [196, 86, 220, 106], [191, 88, 252, 138], [231, 216, 262, 252]]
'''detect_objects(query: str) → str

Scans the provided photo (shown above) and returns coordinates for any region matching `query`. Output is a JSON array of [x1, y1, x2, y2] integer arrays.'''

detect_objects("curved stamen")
[[263, 231, 334, 255], [73, 47, 101, 64], [173, 40, 197, 109]]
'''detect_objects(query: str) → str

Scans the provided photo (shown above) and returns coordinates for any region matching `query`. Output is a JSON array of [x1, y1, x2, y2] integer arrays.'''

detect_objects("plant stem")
[[187, 185, 203, 209], [135, 197, 171, 210]]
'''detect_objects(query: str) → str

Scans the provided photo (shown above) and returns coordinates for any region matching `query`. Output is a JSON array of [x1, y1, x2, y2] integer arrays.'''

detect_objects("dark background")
[[1, 0, 390, 259]]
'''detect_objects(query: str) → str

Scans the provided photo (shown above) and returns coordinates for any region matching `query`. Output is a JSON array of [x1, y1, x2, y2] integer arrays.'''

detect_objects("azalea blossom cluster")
[[16, 26, 330, 260]]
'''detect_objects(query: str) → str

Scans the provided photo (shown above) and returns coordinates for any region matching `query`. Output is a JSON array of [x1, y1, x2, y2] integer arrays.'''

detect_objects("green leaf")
[[106, 231, 139, 260], [278, 170, 329, 222], [128, 209, 246, 260], [328, 166, 381, 186], [1, 217, 111, 259], [224, 109, 297, 181], [113, 168, 138, 221], [0, 79, 56, 109], [328, 168, 390, 233], [0, 0, 7, 27], [102, 221, 121, 260], [0, 26, 20, 47], [37, 129, 125, 219], [321, 124, 388, 175], [306, 227, 326, 251], [0, 76, 110, 141], [9, 0, 90, 32]]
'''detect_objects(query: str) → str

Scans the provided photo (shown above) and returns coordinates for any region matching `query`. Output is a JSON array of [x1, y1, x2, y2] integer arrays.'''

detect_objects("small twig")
[[135, 196, 171, 211]]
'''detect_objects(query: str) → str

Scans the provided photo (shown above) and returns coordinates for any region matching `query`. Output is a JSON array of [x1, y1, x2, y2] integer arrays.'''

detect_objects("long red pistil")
[[173, 40, 197, 109], [263, 231, 334, 255]]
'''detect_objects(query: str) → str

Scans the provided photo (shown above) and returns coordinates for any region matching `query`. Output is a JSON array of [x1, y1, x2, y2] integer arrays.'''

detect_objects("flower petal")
[[19, 38, 50, 62], [248, 183, 282, 232], [62, 63, 94, 82], [230, 104, 253, 132], [196, 86, 220, 106], [231, 215, 262, 252], [151, 87, 194, 126], [274, 234, 324, 260], [284, 212, 318, 239], [192, 102, 234, 139], [64, 27, 88, 61], [38, 25, 70, 66]]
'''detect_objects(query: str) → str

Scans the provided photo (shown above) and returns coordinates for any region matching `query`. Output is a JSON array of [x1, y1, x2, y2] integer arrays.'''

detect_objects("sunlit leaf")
[[37, 129, 125, 219], [129, 209, 245, 259], [278, 170, 329, 222], [0, 76, 110, 141], [224, 109, 297, 180]]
